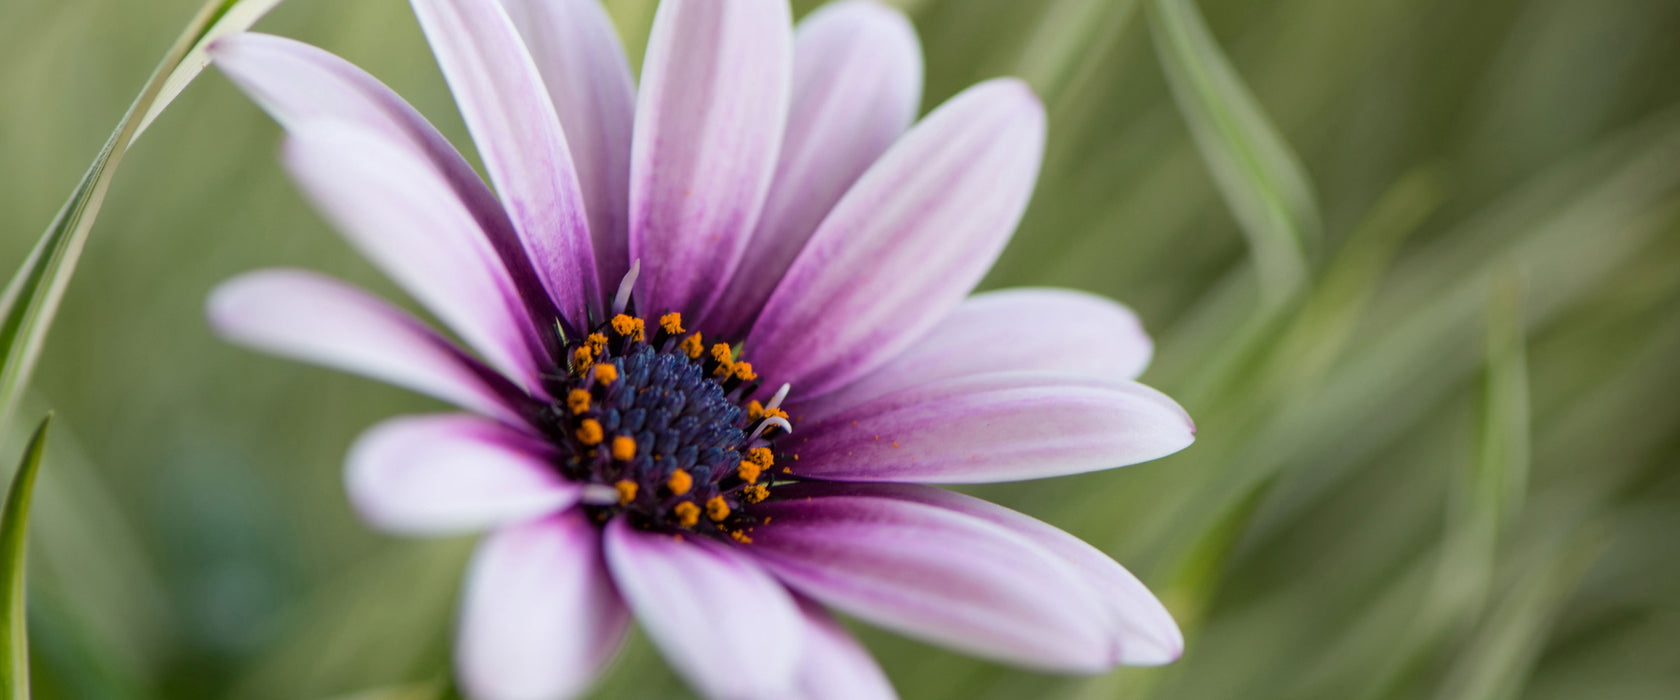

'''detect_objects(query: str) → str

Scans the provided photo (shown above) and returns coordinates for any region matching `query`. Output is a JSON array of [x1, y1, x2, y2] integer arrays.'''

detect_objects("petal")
[[498, 0, 637, 293], [747, 79, 1046, 397], [748, 486, 1116, 673], [207, 269, 532, 425], [603, 519, 802, 698], [345, 414, 576, 535], [794, 599, 897, 700], [208, 32, 562, 335], [457, 512, 630, 700], [628, 0, 793, 320], [800, 287, 1154, 413], [281, 125, 548, 392], [704, 0, 923, 338], [785, 372, 1194, 483], [411, 0, 600, 323], [790, 483, 1181, 666]]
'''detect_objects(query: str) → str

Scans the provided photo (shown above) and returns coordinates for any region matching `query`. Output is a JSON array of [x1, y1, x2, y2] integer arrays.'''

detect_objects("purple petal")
[[603, 518, 802, 698], [747, 79, 1046, 397], [748, 487, 1117, 673], [345, 414, 575, 535], [207, 270, 533, 425], [208, 32, 562, 336], [628, 0, 793, 320], [498, 0, 637, 292], [457, 512, 630, 700], [787, 483, 1181, 666], [411, 0, 600, 323], [794, 598, 897, 700], [703, 0, 923, 338], [785, 372, 1193, 483], [800, 287, 1154, 413], [280, 125, 548, 391]]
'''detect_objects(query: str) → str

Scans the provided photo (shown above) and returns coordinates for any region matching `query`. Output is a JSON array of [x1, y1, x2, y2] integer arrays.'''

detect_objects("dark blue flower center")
[[538, 311, 787, 542]]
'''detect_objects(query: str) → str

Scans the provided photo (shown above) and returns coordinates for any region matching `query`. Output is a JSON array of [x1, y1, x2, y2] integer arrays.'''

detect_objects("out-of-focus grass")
[[2, 0, 1678, 698]]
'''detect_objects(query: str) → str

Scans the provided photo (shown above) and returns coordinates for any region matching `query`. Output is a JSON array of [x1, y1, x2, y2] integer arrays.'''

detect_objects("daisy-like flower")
[[206, 0, 1195, 697]]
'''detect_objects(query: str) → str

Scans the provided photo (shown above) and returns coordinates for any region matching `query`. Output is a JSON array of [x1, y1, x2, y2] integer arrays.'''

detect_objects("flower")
[[205, 0, 1196, 697]]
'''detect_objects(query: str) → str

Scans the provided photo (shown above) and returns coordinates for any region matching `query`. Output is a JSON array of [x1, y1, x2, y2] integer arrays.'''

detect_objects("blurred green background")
[[3, 0, 1679, 697]]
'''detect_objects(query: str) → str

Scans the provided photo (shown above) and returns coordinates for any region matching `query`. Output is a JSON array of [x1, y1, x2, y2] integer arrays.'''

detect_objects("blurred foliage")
[[2, 0, 1679, 698]]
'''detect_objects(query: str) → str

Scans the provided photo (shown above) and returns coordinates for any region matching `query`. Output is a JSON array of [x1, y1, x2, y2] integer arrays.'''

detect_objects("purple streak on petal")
[[411, 0, 601, 324], [747, 489, 1116, 673], [703, 0, 923, 338], [784, 372, 1193, 483], [281, 126, 551, 390], [345, 414, 575, 535], [209, 32, 562, 351], [603, 518, 802, 698], [798, 287, 1154, 413], [628, 0, 793, 321], [747, 79, 1046, 397], [458, 512, 630, 700], [794, 598, 898, 700], [498, 0, 637, 294], [207, 270, 535, 425], [783, 483, 1181, 666]]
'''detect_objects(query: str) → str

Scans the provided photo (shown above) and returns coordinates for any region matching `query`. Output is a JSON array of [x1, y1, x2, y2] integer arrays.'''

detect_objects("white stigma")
[[765, 383, 791, 411], [612, 259, 640, 316]]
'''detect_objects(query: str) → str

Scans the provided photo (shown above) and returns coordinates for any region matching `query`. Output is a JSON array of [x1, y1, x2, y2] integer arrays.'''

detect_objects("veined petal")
[[458, 513, 630, 700], [785, 372, 1194, 483], [208, 32, 562, 337], [748, 486, 1115, 673], [801, 288, 1154, 412], [628, 0, 793, 321], [411, 0, 600, 323], [786, 483, 1182, 666], [603, 518, 802, 698], [207, 270, 532, 425], [281, 125, 548, 392], [499, 0, 637, 292], [747, 79, 1046, 397], [794, 598, 897, 700], [345, 414, 575, 535], [705, 0, 923, 337]]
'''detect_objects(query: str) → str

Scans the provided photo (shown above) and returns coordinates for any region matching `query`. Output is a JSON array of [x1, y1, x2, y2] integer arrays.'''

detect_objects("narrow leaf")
[[1147, 0, 1321, 305], [0, 0, 283, 431], [0, 415, 51, 699]]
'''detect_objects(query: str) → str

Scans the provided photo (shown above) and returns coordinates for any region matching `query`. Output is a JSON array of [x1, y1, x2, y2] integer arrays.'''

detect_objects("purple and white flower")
[[206, 0, 1194, 697]]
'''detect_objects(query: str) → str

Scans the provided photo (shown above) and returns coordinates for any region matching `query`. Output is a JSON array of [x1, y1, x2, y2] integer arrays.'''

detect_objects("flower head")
[[207, 0, 1195, 697]]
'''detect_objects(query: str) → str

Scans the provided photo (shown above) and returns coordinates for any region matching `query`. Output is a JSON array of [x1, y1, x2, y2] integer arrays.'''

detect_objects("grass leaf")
[[1146, 0, 1321, 305], [0, 0, 282, 431], [0, 415, 51, 699]]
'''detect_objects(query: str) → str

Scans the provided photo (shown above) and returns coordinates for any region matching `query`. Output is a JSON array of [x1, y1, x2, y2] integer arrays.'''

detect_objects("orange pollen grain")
[[673, 501, 701, 528], [761, 407, 789, 422], [667, 469, 693, 495], [742, 483, 769, 504], [745, 447, 774, 468], [746, 400, 764, 421], [731, 361, 757, 382], [572, 346, 594, 371], [730, 530, 753, 544], [593, 364, 619, 385], [737, 460, 762, 484], [705, 496, 731, 522], [566, 389, 591, 415], [576, 419, 604, 446], [614, 480, 638, 505], [659, 312, 684, 335], [611, 314, 645, 341], [611, 435, 637, 461], [586, 333, 607, 354], [680, 333, 704, 359]]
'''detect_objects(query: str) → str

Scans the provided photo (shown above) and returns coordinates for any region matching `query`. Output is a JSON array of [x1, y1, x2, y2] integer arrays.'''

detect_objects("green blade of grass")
[[1147, 0, 1320, 306], [0, 415, 51, 699], [0, 0, 282, 432]]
